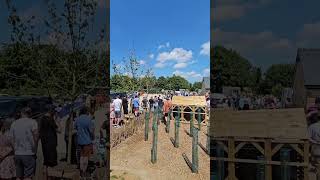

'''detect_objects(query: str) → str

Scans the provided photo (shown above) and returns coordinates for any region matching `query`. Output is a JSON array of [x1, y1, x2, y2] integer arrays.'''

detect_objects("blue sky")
[[213, 0, 320, 71], [110, 0, 210, 83]]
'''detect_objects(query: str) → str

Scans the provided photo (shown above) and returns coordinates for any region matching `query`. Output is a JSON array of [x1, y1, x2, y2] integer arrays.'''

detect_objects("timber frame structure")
[[211, 108, 309, 180], [171, 96, 208, 125]]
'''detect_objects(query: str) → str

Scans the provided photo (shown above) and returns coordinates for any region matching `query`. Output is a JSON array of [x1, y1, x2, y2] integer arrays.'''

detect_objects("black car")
[[0, 96, 53, 120]]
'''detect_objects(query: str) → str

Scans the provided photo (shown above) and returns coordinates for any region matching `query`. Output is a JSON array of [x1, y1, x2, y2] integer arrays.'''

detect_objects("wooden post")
[[197, 108, 201, 131], [265, 139, 272, 180], [145, 111, 149, 141], [256, 156, 265, 180], [280, 148, 291, 180], [174, 109, 180, 148], [304, 141, 309, 180], [192, 127, 199, 173], [217, 143, 225, 180], [228, 138, 235, 179], [165, 109, 171, 133], [211, 143, 218, 180], [151, 108, 158, 164], [190, 110, 194, 137]]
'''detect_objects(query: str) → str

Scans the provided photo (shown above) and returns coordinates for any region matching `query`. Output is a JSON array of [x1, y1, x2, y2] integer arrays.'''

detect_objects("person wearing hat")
[[39, 106, 61, 179], [9, 107, 39, 180]]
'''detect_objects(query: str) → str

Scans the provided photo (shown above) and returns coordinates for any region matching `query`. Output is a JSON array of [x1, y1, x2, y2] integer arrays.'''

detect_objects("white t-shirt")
[[113, 98, 122, 111], [10, 118, 38, 155]]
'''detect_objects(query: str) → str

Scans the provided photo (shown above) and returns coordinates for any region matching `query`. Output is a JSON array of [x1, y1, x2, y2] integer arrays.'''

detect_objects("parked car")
[[0, 96, 53, 121]]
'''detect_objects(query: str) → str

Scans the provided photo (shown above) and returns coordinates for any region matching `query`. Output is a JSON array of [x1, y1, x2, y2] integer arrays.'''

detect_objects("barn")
[[293, 48, 320, 108]]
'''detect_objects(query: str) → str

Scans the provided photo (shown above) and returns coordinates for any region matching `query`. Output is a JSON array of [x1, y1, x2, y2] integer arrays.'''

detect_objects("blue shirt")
[[74, 115, 94, 145], [133, 98, 139, 108]]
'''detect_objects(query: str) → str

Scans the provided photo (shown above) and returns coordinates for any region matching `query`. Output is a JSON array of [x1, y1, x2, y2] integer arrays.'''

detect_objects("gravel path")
[[110, 119, 210, 180]]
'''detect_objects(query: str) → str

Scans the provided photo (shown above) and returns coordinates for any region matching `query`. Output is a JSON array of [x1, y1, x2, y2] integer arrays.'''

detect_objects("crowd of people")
[[110, 94, 174, 128], [0, 99, 107, 180], [213, 94, 287, 110]]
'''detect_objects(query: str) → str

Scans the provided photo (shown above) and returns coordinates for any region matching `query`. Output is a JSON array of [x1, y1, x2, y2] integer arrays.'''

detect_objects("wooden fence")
[[110, 112, 146, 148]]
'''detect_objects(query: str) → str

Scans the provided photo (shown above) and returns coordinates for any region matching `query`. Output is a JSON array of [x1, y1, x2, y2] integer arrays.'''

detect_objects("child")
[[110, 104, 116, 126]]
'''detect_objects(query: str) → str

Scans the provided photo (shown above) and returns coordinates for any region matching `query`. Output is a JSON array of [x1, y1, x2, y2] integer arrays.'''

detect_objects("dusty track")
[[111, 119, 210, 180]]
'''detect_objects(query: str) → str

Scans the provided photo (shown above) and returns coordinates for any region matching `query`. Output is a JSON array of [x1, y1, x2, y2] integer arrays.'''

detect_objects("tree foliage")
[[212, 46, 295, 96], [1, 0, 107, 100]]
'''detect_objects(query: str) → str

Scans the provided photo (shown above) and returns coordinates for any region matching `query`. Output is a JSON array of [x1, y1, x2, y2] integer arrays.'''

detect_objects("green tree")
[[167, 75, 189, 90], [212, 46, 255, 92], [192, 81, 202, 91], [156, 76, 167, 90], [263, 64, 295, 94]]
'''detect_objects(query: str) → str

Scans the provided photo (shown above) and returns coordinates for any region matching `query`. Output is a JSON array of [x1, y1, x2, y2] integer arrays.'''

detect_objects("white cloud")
[[154, 62, 166, 68], [149, 54, 155, 59], [297, 22, 320, 48], [158, 42, 170, 50], [157, 48, 193, 63], [200, 41, 210, 56], [213, 28, 294, 61], [203, 68, 210, 76], [214, 0, 271, 22], [173, 62, 188, 69], [139, 60, 146, 65], [173, 70, 203, 81]]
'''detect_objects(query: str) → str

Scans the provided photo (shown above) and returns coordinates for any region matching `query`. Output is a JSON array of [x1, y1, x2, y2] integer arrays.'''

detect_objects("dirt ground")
[[110, 119, 210, 180]]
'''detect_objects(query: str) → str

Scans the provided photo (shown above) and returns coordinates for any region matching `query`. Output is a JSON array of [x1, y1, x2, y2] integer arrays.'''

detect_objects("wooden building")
[[293, 48, 320, 108], [201, 77, 210, 95]]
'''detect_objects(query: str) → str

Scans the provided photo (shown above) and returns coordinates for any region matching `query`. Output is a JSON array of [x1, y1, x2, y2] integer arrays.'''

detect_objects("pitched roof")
[[297, 48, 320, 86]]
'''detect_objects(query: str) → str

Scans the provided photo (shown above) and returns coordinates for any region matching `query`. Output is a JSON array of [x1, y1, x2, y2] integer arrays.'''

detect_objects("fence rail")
[[110, 112, 145, 148]]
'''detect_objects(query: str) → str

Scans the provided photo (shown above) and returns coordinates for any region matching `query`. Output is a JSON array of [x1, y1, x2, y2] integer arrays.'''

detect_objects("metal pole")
[[165, 109, 171, 133], [190, 110, 194, 137], [144, 111, 149, 141], [174, 109, 180, 148], [192, 127, 199, 173], [280, 148, 291, 180], [197, 108, 201, 130], [217, 144, 225, 180], [256, 156, 265, 180], [151, 108, 158, 164]]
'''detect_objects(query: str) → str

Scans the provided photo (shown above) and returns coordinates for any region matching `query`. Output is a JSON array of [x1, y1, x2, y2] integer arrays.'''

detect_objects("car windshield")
[[0, 100, 17, 117]]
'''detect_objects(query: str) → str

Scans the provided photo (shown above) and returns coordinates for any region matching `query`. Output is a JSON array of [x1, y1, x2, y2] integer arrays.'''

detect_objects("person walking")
[[0, 120, 16, 180], [122, 96, 128, 115], [74, 107, 95, 177], [133, 95, 140, 118], [113, 96, 122, 128], [158, 96, 163, 110], [142, 96, 148, 111], [163, 97, 172, 125], [149, 97, 154, 112], [61, 112, 77, 164], [9, 107, 39, 180], [39, 107, 60, 180]]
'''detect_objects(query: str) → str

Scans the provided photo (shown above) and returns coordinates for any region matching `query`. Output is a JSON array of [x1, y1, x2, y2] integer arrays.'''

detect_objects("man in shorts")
[[74, 107, 95, 177], [113, 96, 122, 127], [163, 97, 172, 125], [10, 107, 39, 180]]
